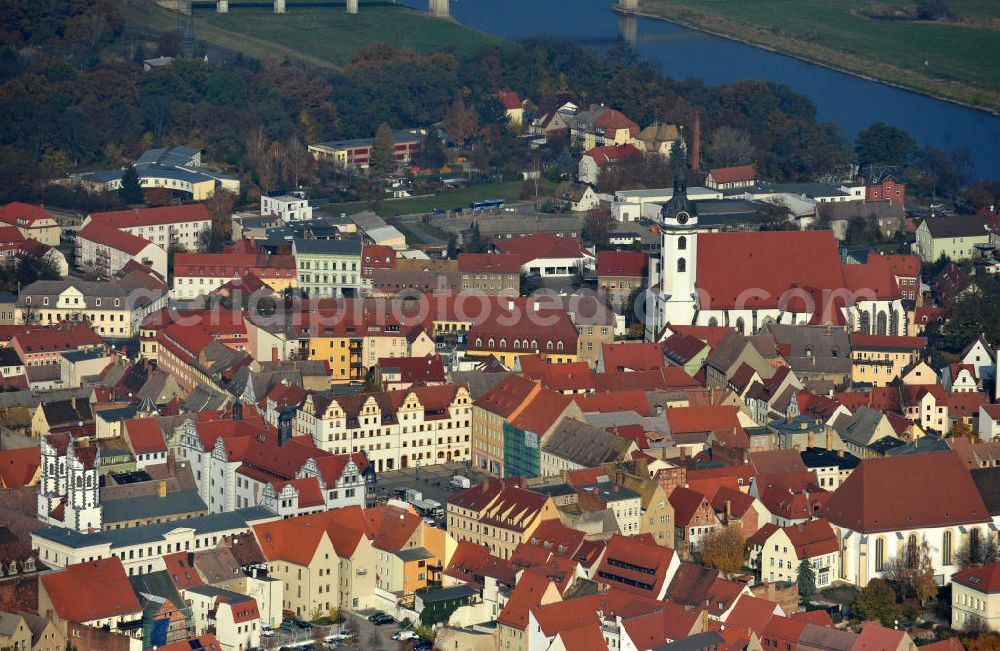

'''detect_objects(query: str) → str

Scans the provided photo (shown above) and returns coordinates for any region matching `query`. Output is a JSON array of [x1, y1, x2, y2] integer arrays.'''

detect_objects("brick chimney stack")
[[690, 112, 701, 172]]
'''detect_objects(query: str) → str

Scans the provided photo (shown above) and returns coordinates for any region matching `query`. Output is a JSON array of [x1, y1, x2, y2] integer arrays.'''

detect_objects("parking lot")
[[374, 461, 493, 508]]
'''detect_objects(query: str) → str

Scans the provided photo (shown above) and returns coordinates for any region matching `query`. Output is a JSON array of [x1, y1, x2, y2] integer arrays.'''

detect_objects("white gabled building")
[[296, 384, 472, 474], [261, 194, 312, 223], [75, 221, 167, 281], [818, 450, 990, 588], [37, 434, 102, 533], [176, 407, 372, 517], [85, 204, 213, 252]]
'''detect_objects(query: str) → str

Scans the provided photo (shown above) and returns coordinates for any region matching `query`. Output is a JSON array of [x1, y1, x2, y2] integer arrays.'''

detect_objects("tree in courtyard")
[[204, 189, 236, 253], [1, 249, 61, 292], [446, 233, 459, 260], [855, 122, 918, 168], [951, 420, 975, 441], [583, 212, 616, 249], [118, 167, 144, 205], [853, 578, 898, 626], [699, 526, 746, 578], [705, 126, 754, 167], [465, 222, 487, 254], [370, 122, 395, 174], [956, 533, 1000, 570], [414, 131, 446, 170], [911, 538, 938, 605], [797, 559, 817, 602], [442, 98, 477, 146]]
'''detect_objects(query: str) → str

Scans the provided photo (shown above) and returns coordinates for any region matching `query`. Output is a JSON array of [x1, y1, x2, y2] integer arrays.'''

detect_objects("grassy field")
[[319, 180, 555, 217], [132, 1, 499, 69], [640, 0, 1000, 112]]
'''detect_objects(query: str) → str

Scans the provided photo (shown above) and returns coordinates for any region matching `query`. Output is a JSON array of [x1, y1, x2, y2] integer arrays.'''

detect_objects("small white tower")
[[63, 440, 102, 533], [657, 170, 699, 328]]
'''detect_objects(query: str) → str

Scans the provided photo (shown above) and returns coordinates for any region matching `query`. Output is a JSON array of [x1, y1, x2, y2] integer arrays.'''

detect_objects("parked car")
[[369, 613, 396, 625], [412, 640, 433, 651], [279, 621, 297, 633], [449, 474, 471, 490], [392, 630, 419, 641], [261, 625, 275, 637], [325, 632, 351, 641]]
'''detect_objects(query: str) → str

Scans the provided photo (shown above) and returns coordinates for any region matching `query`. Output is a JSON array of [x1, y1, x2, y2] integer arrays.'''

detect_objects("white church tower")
[[37, 435, 102, 533], [648, 170, 699, 339]]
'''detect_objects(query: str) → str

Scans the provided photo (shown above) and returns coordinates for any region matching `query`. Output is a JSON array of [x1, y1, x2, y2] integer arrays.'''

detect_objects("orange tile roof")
[[573, 389, 651, 416], [596, 534, 676, 598], [666, 405, 740, 434], [709, 165, 756, 184], [162, 551, 205, 590], [780, 519, 839, 560], [497, 571, 553, 629], [41, 558, 141, 622]]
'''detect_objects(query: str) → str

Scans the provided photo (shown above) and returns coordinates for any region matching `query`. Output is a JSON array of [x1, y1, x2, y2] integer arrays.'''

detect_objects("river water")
[[400, 0, 1000, 180]]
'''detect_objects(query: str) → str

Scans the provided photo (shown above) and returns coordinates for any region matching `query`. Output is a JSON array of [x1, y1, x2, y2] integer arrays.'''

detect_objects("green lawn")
[[196, 2, 499, 67], [642, 0, 1000, 111], [320, 180, 554, 217], [127, 1, 498, 69]]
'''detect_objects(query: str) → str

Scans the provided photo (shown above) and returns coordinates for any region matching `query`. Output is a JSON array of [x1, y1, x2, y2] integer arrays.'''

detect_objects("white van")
[[449, 475, 471, 490]]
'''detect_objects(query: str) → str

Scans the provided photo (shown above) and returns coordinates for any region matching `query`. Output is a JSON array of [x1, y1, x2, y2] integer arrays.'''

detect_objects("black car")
[[411, 640, 433, 651], [369, 613, 396, 625]]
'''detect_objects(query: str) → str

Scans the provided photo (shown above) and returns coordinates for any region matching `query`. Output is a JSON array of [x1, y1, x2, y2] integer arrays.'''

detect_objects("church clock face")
[[676, 211, 689, 224]]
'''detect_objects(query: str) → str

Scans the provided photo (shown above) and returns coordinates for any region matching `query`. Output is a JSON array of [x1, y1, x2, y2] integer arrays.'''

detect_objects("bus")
[[470, 199, 505, 212]]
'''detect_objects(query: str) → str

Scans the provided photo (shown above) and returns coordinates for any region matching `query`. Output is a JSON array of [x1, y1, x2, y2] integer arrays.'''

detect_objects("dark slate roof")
[[652, 632, 725, 651], [884, 433, 951, 457], [923, 215, 991, 239], [971, 466, 1000, 516], [292, 238, 362, 256], [540, 419, 633, 468], [32, 507, 273, 550], [102, 489, 207, 524], [868, 436, 907, 455], [801, 447, 861, 471], [416, 584, 478, 603], [0, 348, 21, 366]]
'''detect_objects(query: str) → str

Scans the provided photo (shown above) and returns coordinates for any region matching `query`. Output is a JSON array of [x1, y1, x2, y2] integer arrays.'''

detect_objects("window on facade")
[[875, 537, 885, 572], [943, 530, 953, 566], [678, 236, 687, 250], [677, 258, 686, 273]]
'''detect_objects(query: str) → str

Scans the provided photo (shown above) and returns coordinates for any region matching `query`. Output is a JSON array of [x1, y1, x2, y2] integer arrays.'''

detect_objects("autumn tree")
[[443, 99, 477, 146], [699, 527, 746, 578], [705, 125, 754, 167], [118, 167, 144, 205], [204, 189, 236, 253], [583, 212, 616, 249], [956, 532, 999, 570], [414, 131, 447, 170], [797, 559, 817, 602], [853, 578, 898, 626], [370, 122, 395, 174], [951, 419, 975, 441]]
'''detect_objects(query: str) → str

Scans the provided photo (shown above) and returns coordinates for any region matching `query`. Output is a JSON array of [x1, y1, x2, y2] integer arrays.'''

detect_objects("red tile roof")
[[78, 222, 155, 256], [854, 622, 909, 650], [495, 91, 522, 110], [11, 324, 102, 357], [573, 390, 651, 416], [364, 504, 423, 552], [584, 144, 642, 168], [850, 334, 925, 350], [495, 233, 591, 264], [749, 449, 808, 476], [444, 541, 516, 589], [709, 165, 756, 184], [497, 571, 553, 629], [0, 202, 51, 226], [696, 230, 845, 311], [89, 204, 210, 228], [596, 534, 676, 598], [601, 342, 665, 372], [519, 355, 594, 392], [841, 263, 901, 300], [666, 325, 737, 349], [379, 354, 445, 384], [594, 108, 640, 136], [457, 252, 521, 274], [669, 486, 712, 528], [162, 551, 205, 590], [868, 253, 920, 278], [948, 391, 988, 418], [0, 446, 39, 488], [780, 519, 839, 560], [819, 451, 989, 533], [666, 405, 740, 435], [597, 251, 648, 277], [156, 635, 221, 651], [724, 594, 781, 629], [41, 558, 141, 622], [124, 418, 167, 454], [951, 563, 1000, 594]]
